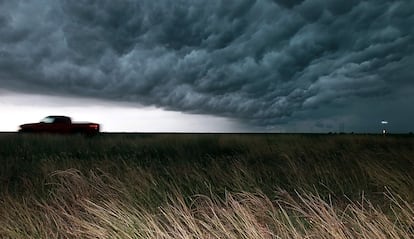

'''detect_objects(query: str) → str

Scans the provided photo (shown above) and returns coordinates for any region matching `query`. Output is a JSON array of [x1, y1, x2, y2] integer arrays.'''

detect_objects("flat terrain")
[[1, 133, 413, 238]]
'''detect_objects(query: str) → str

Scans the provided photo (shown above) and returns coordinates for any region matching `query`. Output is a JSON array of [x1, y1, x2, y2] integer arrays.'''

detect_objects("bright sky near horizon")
[[0, 92, 245, 132], [1, 0, 413, 133]]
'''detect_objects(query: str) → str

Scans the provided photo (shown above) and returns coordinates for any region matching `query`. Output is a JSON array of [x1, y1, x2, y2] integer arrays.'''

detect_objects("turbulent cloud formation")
[[0, 0, 413, 130]]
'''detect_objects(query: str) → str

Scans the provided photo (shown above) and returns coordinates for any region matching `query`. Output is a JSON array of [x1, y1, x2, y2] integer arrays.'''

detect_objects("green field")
[[1, 133, 413, 238]]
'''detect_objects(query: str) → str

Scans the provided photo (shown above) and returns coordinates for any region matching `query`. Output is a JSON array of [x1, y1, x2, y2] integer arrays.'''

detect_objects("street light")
[[381, 121, 388, 135]]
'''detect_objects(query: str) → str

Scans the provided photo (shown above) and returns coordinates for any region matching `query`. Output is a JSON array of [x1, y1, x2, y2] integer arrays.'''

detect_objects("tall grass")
[[0, 133, 413, 238]]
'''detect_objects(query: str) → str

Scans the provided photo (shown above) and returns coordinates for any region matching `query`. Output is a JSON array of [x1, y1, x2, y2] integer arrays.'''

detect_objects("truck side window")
[[54, 117, 70, 124]]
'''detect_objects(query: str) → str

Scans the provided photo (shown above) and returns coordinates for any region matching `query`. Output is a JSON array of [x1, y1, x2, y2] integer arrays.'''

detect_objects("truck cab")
[[37, 116, 73, 134]]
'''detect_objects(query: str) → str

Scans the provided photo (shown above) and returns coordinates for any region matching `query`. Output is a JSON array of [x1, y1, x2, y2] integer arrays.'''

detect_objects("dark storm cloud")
[[1, 0, 413, 130]]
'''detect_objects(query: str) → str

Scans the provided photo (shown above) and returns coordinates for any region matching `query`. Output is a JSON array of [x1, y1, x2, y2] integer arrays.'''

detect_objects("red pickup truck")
[[19, 116, 100, 135]]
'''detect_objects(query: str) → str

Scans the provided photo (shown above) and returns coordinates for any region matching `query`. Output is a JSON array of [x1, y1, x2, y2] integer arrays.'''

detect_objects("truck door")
[[51, 117, 71, 133]]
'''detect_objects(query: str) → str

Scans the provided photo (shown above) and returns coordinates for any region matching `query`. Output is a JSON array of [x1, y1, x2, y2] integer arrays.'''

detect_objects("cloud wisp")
[[1, 0, 413, 130]]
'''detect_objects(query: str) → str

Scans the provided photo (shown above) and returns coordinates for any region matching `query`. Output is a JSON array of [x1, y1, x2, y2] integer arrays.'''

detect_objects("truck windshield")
[[40, 117, 54, 123]]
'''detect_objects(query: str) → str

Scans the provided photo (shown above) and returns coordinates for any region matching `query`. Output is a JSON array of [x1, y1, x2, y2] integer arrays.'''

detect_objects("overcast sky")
[[1, 0, 413, 133]]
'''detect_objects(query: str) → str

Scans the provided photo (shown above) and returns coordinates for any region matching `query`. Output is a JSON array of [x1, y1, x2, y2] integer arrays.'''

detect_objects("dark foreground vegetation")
[[1, 133, 413, 238]]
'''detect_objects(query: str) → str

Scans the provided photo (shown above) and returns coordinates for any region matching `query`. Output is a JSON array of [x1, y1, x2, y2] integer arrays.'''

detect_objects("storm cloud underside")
[[0, 0, 413, 130]]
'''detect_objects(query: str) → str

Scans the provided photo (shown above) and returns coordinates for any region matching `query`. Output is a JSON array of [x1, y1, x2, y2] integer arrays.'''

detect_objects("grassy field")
[[0, 133, 413, 238]]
